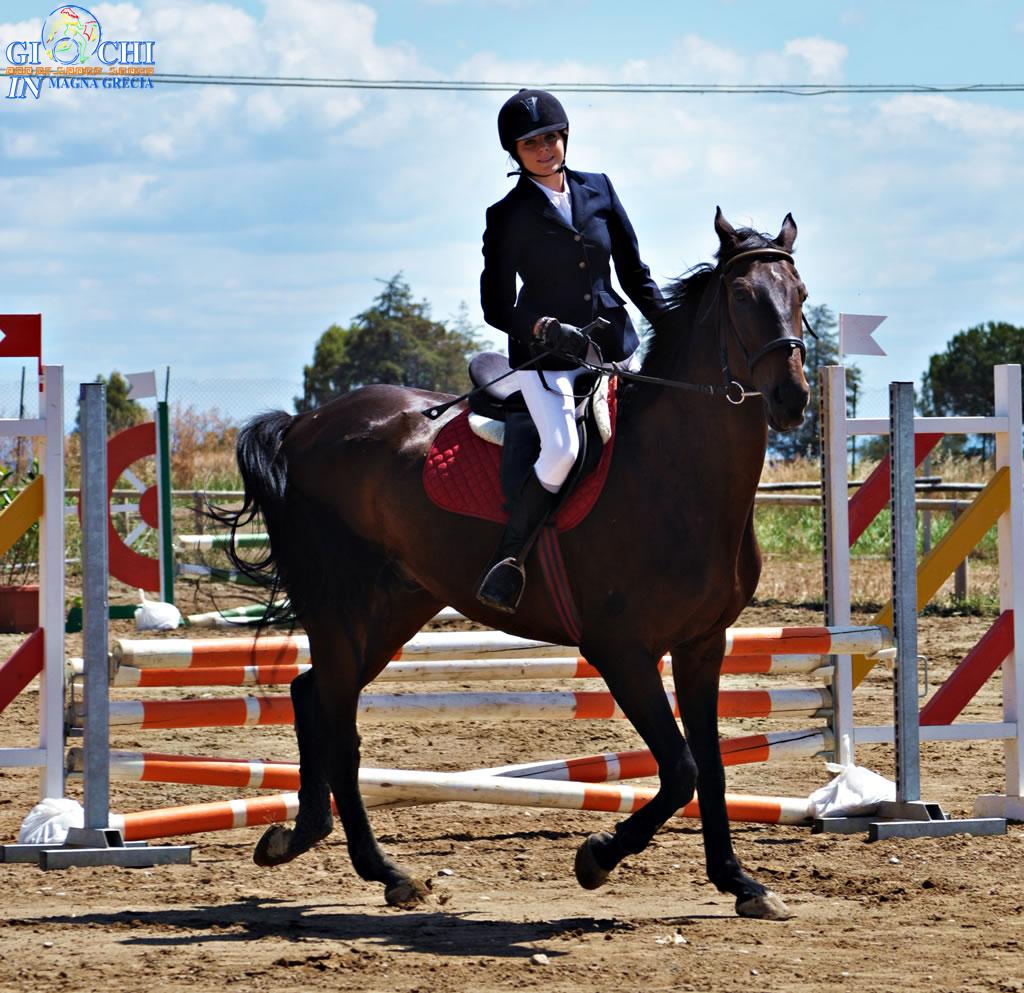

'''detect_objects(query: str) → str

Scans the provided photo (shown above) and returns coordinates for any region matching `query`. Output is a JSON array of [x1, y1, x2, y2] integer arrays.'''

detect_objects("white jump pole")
[[976, 365, 1024, 820]]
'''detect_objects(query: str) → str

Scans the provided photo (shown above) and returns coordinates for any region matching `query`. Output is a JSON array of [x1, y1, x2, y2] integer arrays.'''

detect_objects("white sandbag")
[[18, 797, 84, 845], [808, 763, 896, 818], [135, 589, 182, 631]]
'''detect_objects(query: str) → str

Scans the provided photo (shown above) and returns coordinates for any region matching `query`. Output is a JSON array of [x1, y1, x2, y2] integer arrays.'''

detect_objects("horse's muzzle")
[[765, 380, 810, 432]]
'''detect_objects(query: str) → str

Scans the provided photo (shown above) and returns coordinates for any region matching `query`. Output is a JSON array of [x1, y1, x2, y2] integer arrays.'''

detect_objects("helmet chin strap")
[[507, 160, 568, 179]]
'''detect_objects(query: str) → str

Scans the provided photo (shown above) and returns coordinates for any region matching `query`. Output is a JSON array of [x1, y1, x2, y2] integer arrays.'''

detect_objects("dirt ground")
[[1, 564, 1022, 993]]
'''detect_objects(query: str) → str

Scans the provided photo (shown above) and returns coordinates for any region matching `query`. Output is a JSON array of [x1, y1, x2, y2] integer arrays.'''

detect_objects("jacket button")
[[578, 260, 587, 269], [574, 234, 582, 242], [583, 293, 592, 301]]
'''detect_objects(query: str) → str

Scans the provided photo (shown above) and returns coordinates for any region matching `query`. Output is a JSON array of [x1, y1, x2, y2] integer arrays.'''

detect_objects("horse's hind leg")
[[309, 617, 434, 907], [253, 668, 333, 866], [673, 641, 792, 920], [286, 580, 440, 907], [573, 644, 697, 889]]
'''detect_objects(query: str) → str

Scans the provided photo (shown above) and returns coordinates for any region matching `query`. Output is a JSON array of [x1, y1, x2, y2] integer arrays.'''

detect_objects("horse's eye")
[[730, 279, 755, 301]]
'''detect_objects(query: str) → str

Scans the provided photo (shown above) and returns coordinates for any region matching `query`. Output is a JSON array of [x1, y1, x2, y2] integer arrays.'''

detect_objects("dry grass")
[[170, 405, 239, 489]]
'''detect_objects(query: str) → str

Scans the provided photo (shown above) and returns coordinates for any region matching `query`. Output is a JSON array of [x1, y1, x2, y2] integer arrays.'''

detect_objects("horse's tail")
[[209, 409, 382, 635], [207, 410, 295, 622]]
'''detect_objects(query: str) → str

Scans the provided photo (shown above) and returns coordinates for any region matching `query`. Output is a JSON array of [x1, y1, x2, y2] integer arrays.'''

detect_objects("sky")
[[1, 0, 1023, 420]]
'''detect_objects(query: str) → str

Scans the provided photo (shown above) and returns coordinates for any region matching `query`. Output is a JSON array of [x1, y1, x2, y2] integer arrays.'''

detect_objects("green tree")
[[295, 275, 484, 412], [920, 321, 1024, 459], [73, 372, 147, 435], [769, 304, 862, 461], [296, 323, 348, 413]]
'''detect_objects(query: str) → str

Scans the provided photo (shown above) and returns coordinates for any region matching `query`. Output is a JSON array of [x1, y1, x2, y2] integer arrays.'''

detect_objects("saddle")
[[422, 352, 618, 531]]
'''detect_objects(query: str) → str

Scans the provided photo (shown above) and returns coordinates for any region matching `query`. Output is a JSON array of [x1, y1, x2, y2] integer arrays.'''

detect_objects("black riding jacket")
[[480, 168, 667, 371]]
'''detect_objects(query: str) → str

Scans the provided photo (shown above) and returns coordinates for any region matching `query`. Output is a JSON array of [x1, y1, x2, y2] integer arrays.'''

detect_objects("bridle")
[[567, 246, 810, 405], [713, 247, 810, 405]]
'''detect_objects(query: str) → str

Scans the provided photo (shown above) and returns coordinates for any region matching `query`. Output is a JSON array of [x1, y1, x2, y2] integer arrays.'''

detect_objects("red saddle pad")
[[423, 384, 617, 532]]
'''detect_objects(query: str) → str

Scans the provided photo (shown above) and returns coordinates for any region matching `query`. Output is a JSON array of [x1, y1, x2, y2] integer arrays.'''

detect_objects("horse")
[[216, 208, 810, 920]]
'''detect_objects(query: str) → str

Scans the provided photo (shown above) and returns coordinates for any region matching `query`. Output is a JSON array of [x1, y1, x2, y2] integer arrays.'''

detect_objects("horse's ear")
[[714, 206, 738, 249], [774, 213, 797, 251]]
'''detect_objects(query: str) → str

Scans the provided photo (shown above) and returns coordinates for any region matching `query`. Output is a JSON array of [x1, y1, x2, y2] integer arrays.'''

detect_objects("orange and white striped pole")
[[111, 625, 890, 671], [96, 687, 831, 730], [77, 730, 831, 792], [85, 653, 827, 688], [110, 770, 813, 841]]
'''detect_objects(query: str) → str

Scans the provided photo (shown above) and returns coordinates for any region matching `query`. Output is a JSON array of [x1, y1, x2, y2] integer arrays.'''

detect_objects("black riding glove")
[[535, 317, 590, 361]]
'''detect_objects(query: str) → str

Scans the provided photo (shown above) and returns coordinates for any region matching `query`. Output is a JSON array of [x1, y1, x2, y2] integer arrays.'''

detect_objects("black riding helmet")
[[498, 89, 569, 173]]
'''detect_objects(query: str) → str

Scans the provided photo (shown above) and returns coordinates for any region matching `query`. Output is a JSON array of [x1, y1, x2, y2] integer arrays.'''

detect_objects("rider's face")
[[515, 132, 565, 178]]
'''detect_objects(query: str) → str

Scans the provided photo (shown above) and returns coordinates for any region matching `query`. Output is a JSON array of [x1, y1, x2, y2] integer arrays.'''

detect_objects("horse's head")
[[714, 209, 810, 432]]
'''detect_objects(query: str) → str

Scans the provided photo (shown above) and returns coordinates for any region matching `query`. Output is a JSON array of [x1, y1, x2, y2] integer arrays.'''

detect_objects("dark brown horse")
[[218, 209, 810, 920]]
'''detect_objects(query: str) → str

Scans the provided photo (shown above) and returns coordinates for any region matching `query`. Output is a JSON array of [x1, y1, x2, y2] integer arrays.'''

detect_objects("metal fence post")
[[889, 382, 920, 804], [80, 383, 110, 830]]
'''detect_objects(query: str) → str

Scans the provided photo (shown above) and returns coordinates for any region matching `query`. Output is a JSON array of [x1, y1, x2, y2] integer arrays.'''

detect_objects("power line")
[[149, 74, 1024, 96]]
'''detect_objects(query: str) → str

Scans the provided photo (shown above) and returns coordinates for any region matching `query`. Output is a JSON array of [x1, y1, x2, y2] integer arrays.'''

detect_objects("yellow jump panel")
[[0, 475, 44, 557], [852, 467, 1010, 687]]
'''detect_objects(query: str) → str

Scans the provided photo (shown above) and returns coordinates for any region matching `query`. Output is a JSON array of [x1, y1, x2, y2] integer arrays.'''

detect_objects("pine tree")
[[295, 275, 483, 412]]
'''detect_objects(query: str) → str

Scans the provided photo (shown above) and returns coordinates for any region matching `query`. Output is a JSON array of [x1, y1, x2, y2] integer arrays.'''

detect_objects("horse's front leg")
[[672, 637, 792, 920], [573, 644, 697, 889]]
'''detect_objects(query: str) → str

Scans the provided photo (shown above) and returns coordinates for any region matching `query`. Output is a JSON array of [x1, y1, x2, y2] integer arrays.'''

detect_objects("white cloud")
[[0, 19, 45, 59], [2, 131, 55, 159], [147, 3, 264, 74], [138, 85, 239, 161], [1, 170, 161, 227], [92, 3, 147, 36], [669, 34, 748, 79], [244, 89, 288, 132], [879, 94, 1024, 138], [784, 37, 847, 80]]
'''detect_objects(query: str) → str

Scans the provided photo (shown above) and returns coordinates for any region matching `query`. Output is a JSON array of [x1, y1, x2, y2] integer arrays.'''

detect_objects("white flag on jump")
[[839, 314, 887, 357], [125, 370, 158, 400]]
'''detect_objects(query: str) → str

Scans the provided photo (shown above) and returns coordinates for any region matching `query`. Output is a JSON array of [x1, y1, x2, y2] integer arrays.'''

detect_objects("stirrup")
[[476, 557, 527, 614]]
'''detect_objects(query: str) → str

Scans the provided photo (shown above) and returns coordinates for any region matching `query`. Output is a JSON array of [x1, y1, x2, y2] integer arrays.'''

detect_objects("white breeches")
[[516, 347, 640, 492]]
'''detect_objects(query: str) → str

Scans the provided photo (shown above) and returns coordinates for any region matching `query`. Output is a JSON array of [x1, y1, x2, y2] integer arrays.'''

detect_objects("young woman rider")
[[477, 88, 668, 613]]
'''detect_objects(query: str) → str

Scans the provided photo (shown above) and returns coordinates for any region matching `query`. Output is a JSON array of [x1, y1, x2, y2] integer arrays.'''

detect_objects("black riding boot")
[[476, 472, 558, 614]]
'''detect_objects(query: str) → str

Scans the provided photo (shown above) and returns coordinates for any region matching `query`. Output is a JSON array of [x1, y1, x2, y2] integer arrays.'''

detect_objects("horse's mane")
[[619, 226, 788, 415]]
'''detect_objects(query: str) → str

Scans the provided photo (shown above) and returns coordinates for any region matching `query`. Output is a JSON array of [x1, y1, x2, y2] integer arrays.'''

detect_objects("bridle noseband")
[[714, 247, 809, 405]]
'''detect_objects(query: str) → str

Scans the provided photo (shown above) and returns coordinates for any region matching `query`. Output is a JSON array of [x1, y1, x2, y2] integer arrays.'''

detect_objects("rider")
[[477, 88, 668, 613]]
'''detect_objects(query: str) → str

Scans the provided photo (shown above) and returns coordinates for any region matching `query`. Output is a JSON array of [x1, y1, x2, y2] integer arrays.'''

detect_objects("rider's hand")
[[533, 317, 590, 361]]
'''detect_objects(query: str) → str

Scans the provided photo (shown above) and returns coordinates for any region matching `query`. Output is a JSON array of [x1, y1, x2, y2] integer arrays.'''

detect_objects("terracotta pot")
[[0, 584, 39, 633]]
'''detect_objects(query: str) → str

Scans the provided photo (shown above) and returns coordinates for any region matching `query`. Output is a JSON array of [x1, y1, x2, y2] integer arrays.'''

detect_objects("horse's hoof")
[[736, 890, 793, 920], [385, 877, 431, 909], [574, 832, 614, 890], [253, 825, 297, 867]]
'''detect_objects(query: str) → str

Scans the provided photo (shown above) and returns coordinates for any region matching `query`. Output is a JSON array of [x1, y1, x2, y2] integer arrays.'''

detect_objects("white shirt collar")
[[529, 176, 572, 225], [529, 176, 570, 203]]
